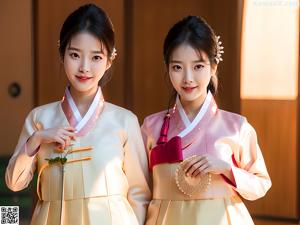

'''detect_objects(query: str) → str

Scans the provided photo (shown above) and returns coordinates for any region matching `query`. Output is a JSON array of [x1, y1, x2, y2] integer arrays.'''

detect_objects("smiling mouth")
[[182, 86, 197, 92], [75, 75, 92, 81]]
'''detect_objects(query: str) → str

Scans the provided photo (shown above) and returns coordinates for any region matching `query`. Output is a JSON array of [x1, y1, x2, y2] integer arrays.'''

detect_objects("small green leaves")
[[45, 156, 67, 165]]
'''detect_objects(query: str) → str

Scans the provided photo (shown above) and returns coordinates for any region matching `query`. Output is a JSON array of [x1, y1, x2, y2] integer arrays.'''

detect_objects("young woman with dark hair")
[[6, 4, 150, 225], [142, 16, 271, 225]]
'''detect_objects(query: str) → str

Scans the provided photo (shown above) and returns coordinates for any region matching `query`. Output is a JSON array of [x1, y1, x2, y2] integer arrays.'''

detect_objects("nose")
[[183, 68, 193, 84], [79, 58, 90, 73]]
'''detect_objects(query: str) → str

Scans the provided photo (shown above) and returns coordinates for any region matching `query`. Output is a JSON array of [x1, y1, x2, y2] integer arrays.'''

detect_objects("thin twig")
[[59, 163, 65, 225]]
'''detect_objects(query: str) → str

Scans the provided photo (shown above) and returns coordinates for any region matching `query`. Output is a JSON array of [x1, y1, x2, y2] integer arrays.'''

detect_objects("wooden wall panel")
[[131, 0, 243, 121], [242, 100, 298, 218], [0, 0, 34, 156], [36, 0, 125, 106], [254, 218, 298, 225]]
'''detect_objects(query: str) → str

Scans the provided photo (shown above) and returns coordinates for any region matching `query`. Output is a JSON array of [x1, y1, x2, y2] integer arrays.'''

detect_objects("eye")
[[194, 64, 204, 70], [171, 65, 182, 71], [92, 55, 103, 62], [69, 52, 79, 59]]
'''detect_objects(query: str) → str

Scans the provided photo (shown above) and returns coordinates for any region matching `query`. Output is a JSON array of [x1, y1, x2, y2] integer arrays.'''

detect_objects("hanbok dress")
[[6, 87, 151, 225], [141, 91, 271, 225]]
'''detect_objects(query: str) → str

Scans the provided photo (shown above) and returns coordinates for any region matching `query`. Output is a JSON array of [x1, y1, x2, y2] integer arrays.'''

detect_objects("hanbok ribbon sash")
[[61, 86, 104, 136], [149, 92, 213, 169], [150, 136, 182, 169]]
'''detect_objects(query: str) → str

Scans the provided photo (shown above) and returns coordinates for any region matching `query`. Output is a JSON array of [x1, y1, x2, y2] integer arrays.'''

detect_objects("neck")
[[69, 86, 98, 116], [180, 93, 207, 122]]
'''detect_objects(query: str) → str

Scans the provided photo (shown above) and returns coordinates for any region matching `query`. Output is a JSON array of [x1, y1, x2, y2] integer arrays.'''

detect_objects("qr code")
[[0, 206, 19, 225]]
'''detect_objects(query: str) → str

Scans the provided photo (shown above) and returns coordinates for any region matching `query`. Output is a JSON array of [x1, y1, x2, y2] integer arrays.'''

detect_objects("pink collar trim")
[[61, 87, 104, 136]]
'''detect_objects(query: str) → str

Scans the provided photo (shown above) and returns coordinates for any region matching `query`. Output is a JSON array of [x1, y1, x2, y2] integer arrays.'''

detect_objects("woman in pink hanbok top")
[[5, 4, 150, 225], [142, 16, 271, 225]]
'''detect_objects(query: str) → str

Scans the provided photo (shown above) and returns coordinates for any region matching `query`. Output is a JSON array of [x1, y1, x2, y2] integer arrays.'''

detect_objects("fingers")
[[37, 126, 76, 148], [64, 126, 76, 132], [58, 127, 76, 143], [62, 128, 75, 134], [62, 126, 76, 134], [55, 127, 76, 149], [186, 161, 204, 177], [183, 156, 200, 172], [194, 163, 211, 178], [195, 166, 217, 179], [58, 134, 75, 149], [54, 136, 66, 149], [184, 156, 208, 177], [187, 155, 230, 178]]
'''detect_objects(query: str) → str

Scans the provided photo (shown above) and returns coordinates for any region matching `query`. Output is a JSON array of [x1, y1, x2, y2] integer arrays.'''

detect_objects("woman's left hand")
[[182, 154, 232, 178]]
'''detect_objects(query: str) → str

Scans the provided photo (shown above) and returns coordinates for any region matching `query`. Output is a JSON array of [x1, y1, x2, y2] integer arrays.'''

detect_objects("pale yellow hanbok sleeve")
[[5, 109, 38, 192], [140, 116, 156, 154], [140, 117, 155, 191], [123, 113, 151, 225], [231, 117, 271, 201]]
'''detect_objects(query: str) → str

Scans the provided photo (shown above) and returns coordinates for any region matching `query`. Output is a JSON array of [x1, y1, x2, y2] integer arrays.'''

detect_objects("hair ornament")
[[111, 48, 117, 60], [215, 35, 224, 64]]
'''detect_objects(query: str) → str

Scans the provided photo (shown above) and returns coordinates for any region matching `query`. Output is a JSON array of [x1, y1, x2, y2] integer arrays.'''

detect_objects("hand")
[[183, 154, 232, 179], [32, 126, 76, 150]]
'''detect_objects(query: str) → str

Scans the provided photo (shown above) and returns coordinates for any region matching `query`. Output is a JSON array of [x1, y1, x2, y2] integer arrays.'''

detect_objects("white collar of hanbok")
[[176, 91, 213, 138], [61, 86, 104, 136]]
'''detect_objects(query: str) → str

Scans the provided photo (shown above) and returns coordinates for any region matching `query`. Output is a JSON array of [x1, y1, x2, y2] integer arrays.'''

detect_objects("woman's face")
[[63, 31, 111, 95], [168, 43, 216, 106]]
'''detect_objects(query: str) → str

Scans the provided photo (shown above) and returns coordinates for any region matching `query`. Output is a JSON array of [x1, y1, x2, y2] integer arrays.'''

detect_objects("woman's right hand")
[[31, 126, 76, 150]]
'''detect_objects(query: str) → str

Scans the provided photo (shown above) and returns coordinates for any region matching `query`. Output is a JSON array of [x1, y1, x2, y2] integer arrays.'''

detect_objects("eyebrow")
[[67, 47, 104, 54], [170, 59, 206, 63]]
